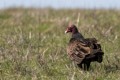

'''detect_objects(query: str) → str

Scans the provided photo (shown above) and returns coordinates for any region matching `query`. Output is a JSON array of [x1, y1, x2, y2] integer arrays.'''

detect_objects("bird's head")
[[65, 24, 79, 34]]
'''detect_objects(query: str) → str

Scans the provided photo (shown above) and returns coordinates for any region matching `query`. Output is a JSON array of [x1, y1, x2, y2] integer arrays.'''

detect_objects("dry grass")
[[0, 8, 120, 80]]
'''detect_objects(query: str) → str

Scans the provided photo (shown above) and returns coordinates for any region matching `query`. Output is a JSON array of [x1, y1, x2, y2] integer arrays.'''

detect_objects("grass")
[[0, 8, 120, 80]]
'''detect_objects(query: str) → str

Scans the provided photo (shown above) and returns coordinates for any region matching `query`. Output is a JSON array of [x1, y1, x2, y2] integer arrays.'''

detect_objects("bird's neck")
[[72, 32, 84, 40]]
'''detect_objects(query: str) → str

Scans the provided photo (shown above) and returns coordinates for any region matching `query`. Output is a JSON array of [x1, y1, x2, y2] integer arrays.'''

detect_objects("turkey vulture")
[[65, 24, 104, 70]]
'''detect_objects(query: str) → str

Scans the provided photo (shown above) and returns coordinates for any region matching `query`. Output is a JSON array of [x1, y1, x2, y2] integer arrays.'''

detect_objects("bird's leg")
[[86, 62, 91, 70], [84, 62, 90, 70], [83, 63, 87, 70], [77, 63, 83, 69]]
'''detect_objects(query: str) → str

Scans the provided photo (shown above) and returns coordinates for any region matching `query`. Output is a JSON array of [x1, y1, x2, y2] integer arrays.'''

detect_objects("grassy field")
[[0, 8, 120, 80]]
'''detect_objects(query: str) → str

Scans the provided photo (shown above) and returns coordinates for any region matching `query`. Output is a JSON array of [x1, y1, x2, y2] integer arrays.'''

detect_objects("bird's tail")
[[96, 51, 104, 63]]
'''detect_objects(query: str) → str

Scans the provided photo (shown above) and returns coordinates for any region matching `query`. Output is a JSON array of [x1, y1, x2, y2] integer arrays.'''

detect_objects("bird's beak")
[[65, 30, 68, 34]]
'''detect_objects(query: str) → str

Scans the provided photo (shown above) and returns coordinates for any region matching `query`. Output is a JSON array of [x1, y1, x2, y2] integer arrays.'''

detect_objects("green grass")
[[0, 8, 120, 80]]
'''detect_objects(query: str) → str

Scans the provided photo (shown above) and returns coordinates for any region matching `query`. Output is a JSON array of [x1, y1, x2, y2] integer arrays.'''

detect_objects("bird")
[[65, 24, 104, 70]]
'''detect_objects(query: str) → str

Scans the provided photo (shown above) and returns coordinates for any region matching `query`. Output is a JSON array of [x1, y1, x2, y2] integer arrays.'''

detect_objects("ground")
[[0, 8, 120, 80]]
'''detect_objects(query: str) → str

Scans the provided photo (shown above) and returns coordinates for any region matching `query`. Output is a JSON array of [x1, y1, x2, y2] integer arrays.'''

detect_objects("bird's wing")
[[67, 39, 91, 64], [84, 38, 103, 54]]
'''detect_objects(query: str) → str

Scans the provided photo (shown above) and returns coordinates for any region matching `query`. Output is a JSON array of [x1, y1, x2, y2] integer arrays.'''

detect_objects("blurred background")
[[0, 0, 120, 9], [0, 0, 120, 80]]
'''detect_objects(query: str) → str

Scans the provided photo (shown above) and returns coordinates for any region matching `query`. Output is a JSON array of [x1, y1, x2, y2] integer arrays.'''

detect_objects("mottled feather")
[[65, 24, 104, 70]]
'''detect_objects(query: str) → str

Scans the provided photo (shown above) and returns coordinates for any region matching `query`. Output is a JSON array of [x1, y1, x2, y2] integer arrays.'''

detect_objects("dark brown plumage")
[[65, 24, 104, 70]]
